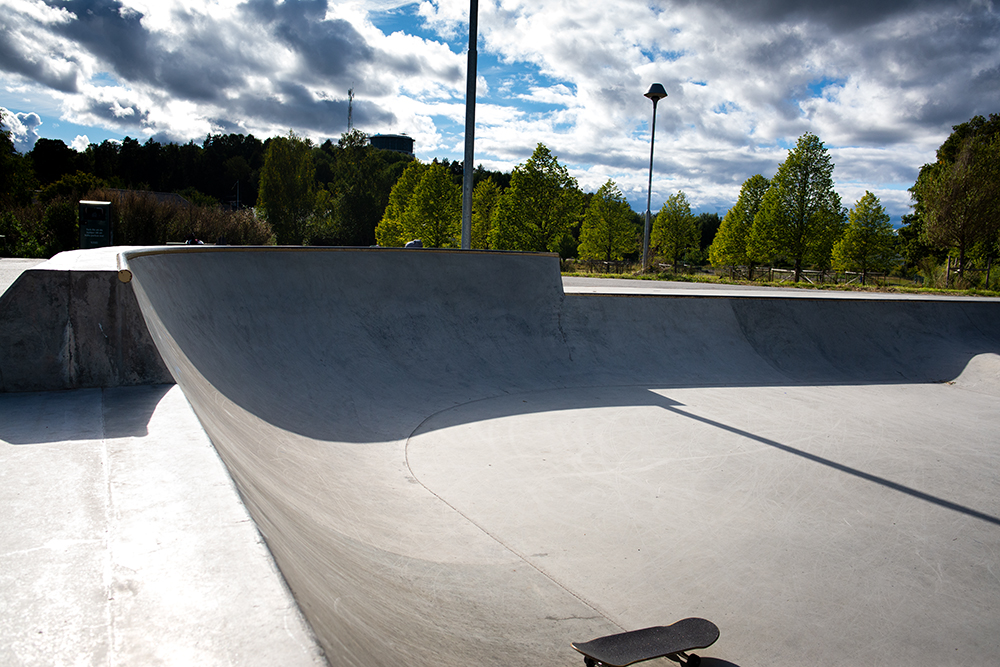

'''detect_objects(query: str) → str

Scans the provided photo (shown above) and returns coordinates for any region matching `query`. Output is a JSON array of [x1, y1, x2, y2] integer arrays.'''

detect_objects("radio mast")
[[347, 87, 354, 132]]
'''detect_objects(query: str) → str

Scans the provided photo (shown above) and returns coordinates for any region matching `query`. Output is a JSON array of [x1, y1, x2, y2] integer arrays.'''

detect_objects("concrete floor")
[[408, 382, 1000, 665]]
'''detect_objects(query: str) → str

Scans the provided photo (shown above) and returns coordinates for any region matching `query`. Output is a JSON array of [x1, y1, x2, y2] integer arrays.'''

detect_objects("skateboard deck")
[[571, 618, 719, 667]]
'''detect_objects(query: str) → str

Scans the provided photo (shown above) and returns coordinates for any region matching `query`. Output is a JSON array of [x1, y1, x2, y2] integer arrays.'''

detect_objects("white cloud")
[[1, 0, 996, 218], [1, 107, 42, 151]]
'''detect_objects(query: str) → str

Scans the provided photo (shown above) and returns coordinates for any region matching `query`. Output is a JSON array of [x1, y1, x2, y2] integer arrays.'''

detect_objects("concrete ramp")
[[121, 247, 1000, 667], [0, 249, 171, 392]]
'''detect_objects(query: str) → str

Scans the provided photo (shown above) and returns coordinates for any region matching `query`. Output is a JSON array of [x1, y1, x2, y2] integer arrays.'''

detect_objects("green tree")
[[696, 212, 722, 257], [471, 178, 501, 249], [577, 179, 637, 262], [401, 162, 462, 248], [375, 160, 428, 246], [38, 171, 105, 204], [709, 174, 769, 278], [749, 133, 846, 281], [312, 130, 413, 246], [258, 131, 316, 244], [489, 144, 582, 252], [921, 132, 1000, 276], [831, 191, 898, 284], [651, 191, 699, 273]]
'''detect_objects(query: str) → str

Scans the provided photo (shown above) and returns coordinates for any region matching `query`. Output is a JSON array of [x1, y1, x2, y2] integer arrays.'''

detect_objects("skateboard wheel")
[[584, 658, 597, 667], [686, 654, 700, 667]]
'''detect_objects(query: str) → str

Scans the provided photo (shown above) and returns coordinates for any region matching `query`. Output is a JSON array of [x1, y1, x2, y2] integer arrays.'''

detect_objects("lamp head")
[[644, 83, 668, 102]]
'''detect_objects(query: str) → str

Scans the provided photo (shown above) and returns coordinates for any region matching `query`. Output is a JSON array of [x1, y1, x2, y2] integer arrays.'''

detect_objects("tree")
[[651, 191, 699, 273], [577, 179, 637, 262], [832, 191, 898, 284], [471, 178, 501, 249], [401, 162, 462, 248], [29, 138, 80, 185], [489, 144, 582, 252], [258, 132, 316, 244], [696, 212, 722, 256], [316, 131, 413, 246], [709, 174, 769, 278], [913, 117, 1000, 277], [749, 133, 846, 281], [375, 160, 428, 246], [201, 133, 265, 207]]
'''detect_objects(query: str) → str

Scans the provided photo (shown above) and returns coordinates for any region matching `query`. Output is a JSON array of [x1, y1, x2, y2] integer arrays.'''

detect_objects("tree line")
[[371, 142, 722, 266], [3, 108, 998, 290], [370, 119, 998, 289], [710, 118, 1000, 287]]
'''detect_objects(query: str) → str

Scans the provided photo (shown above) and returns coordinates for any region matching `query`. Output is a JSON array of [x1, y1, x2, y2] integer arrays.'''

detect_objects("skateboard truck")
[[572, 618, 719, 667]]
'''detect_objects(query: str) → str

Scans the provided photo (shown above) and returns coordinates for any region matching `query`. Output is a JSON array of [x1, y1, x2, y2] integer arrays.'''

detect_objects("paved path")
[[0, 385, 326, 666], [113, 247, 1000, 667], [563, 275, 1000, 300]]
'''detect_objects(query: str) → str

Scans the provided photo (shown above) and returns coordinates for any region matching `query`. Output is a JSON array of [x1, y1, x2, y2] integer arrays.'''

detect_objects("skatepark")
[[3, 246, 1000, 666]]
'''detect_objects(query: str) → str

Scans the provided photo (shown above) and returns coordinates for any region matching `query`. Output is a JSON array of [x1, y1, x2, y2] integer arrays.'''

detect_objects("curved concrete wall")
[[122, 247, 1000, 666]]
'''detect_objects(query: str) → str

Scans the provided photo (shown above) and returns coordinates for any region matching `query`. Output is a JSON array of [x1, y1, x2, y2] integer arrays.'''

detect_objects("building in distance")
[[370, 134, 414, 156]]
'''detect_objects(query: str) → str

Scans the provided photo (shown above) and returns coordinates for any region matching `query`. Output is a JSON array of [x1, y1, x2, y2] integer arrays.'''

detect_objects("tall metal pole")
[[642, 83, 667, 272], [460, 0, 479, 250], [642, 99, 658, 272]]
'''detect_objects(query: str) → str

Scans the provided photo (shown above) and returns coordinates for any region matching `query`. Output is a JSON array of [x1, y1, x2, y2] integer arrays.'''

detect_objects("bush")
[[88, 188, 275, 245], [173, 207, 275, 245], [43, 199, 79, 254], [0, 209, 47, 258]]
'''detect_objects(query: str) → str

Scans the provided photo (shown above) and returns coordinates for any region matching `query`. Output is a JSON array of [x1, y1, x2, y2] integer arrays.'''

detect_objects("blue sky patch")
[[369, 5, 445, 44], [806, 77, 846, 98], [89, 72, 119, 87]]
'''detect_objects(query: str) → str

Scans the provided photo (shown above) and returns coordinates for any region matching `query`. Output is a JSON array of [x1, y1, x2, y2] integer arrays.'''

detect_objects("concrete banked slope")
[[122, 247, 1000, 667]]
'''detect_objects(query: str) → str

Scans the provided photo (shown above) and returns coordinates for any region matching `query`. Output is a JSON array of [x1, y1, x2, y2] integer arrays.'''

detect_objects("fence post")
[[946, 256, 951, 288]]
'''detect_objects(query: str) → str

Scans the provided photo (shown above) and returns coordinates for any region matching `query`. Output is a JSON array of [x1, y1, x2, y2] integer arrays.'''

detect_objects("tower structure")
[[347, 88, 354, 132]]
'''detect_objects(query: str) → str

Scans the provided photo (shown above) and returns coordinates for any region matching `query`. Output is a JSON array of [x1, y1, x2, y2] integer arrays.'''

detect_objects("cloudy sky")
[[1, 0, 998, 218]]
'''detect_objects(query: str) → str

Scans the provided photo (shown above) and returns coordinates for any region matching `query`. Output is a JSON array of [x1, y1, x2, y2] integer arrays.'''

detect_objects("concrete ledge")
[[0, 249, 172, 392]]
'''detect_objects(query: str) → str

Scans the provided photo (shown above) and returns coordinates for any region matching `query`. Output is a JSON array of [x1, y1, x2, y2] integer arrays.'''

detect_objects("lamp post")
[[642, 83, 667, 272], [460, 0, 479, 249]]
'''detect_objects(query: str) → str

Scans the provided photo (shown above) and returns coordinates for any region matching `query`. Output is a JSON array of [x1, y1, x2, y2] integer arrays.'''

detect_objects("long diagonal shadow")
[[662, 402, 1000, 528]]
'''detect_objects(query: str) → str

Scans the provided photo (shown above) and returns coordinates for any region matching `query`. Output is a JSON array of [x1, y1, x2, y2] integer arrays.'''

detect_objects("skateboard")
[[572, 617, 719, 667]]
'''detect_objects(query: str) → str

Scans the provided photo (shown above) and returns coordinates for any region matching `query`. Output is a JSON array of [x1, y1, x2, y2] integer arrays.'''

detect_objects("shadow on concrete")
[[102, 384, 173, 439], [414, 383, 1000, 530], [660, 396, 1000, 528], [0, 384, 171, 444]]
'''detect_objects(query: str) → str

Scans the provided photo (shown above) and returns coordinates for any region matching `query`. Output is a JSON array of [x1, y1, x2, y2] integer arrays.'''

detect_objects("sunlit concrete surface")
[[115, 246, 1000, 667], [0, 384, 326, 666], [0, 258, 45, 294]]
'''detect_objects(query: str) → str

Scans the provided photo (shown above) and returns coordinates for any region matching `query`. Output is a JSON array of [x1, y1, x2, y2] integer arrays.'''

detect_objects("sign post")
[[79, 200, 112, 249]]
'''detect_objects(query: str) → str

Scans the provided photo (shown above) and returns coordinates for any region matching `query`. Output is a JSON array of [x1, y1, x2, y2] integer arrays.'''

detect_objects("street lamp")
[[460, 0, 479, 249], [642, 83, 667, 272]]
